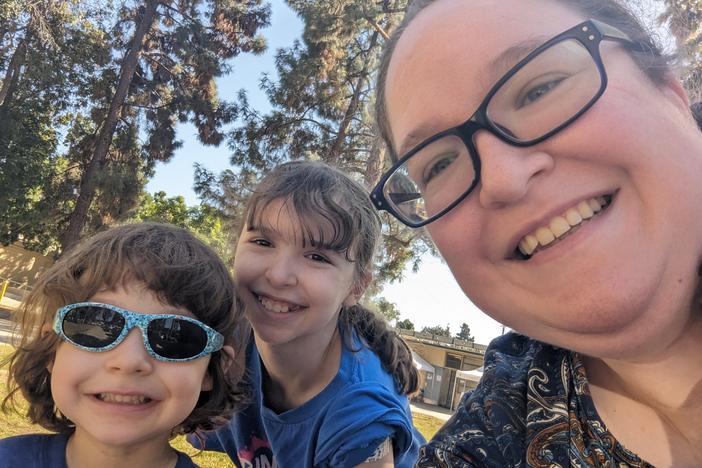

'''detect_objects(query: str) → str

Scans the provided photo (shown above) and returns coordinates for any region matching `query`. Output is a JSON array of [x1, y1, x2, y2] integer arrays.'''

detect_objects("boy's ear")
[[201, 346, 236, 392]]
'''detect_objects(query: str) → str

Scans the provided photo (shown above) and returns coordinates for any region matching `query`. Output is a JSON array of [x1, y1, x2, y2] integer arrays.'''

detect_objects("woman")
[[371, 0, 702, 466]]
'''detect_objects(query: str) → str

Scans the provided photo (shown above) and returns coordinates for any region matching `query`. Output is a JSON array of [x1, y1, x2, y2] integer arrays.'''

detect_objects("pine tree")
[[197, 0, 435, 289], [58, 0, 271, 252]]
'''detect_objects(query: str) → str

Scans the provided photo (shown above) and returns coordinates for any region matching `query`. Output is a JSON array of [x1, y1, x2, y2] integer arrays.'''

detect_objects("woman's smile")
[[515, 193, 613, 259]]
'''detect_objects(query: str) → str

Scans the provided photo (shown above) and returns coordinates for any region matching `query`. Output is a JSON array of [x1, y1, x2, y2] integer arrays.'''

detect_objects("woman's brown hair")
[[2, 222, 249, 434], [241, 160, 419, 395]]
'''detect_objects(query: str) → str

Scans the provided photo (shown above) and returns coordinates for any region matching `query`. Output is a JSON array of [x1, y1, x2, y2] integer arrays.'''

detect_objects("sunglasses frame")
[[53, 302, 224, 362]]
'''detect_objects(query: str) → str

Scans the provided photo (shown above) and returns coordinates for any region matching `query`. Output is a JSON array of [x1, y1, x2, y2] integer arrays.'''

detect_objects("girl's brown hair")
[[242, 160, 419, 394], [2, 222, 249, 434], [375, 0, 678, 159]]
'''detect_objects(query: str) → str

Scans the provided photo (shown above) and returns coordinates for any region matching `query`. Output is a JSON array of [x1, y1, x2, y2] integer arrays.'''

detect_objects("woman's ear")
[[661, 72, 691, 113]]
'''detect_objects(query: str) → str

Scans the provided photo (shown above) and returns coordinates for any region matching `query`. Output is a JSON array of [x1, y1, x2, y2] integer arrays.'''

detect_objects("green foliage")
[[1, 0, 271, 255], [396, 318, 415, 330], [456, 323, 474, 342], [420, 325, 451, 337], [196, 0, 437, 292], [361, 296, 400, 323], [127, 192, 233, 266]]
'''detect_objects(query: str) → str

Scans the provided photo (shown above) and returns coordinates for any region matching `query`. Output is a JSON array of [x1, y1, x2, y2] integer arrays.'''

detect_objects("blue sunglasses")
[[53, 302, 224, 362]]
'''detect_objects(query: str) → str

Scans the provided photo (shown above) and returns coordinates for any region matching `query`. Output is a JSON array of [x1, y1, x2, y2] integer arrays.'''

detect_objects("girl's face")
[[385, 0, 702, 358], [234, 198, 360, 352], [50, 283, 212, 449]]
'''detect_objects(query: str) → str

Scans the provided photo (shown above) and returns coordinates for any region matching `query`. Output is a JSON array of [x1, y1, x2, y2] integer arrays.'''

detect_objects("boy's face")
[[50, 282, 212, 451]]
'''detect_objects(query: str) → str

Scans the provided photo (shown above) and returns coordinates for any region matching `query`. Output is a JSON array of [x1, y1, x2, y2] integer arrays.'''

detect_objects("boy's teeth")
[[97, 393, 150, 404], [517, 196, 610, 258], [258, 296, 299, 313]]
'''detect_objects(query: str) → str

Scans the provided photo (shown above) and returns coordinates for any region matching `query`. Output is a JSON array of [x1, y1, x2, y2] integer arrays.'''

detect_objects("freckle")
[[678, 278, 683, 284]]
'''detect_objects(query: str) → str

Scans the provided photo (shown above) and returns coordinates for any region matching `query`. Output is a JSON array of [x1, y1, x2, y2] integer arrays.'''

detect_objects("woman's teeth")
[[258, 295, 300, 313], [97, 393, 151, 404], [518, 195, 611, 258]]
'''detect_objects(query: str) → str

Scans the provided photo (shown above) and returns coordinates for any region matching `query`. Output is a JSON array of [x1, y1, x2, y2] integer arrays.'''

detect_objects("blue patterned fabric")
[[417, 333, 653, 467]]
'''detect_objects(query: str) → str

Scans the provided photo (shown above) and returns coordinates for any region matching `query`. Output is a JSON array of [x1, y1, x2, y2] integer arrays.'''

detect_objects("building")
[[398, 328, 487, 410]]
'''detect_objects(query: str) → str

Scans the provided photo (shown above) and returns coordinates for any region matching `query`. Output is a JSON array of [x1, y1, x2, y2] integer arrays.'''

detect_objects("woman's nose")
[[103, 329, 154, 374], [264, 253, 298, 288], [474, 131, 554, 209]]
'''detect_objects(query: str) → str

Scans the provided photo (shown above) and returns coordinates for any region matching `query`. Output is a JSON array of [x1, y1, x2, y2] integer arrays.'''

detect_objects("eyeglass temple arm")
[[591, 19, 650, 53]]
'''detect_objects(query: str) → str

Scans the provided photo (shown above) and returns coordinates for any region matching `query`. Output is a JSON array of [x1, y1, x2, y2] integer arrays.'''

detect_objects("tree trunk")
[[363, 136, 385, 188], [60, 0, 159, 252], [326, 30, 380, 164], [0, 37, 28, 108]]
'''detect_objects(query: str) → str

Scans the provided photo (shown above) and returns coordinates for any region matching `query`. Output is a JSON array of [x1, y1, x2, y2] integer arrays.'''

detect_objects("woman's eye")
[[518, 77, 565, 107], [423, 154, 458, 184]]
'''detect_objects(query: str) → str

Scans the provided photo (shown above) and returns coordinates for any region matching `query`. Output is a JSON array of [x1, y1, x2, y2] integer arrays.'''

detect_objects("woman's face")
[[385, 0, 702, 358]]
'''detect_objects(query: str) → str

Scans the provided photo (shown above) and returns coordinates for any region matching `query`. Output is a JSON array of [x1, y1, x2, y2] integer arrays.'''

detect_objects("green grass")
[[1, 344, 446, 465], [412, 412, 446, 441]]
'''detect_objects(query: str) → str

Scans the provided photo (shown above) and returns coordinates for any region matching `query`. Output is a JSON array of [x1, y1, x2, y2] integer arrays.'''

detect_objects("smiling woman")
[[372, 0, 702, 466]]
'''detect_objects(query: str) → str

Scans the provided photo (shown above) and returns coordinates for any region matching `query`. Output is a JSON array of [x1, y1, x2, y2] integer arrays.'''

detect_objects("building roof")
[[412, 350, 435, 373]]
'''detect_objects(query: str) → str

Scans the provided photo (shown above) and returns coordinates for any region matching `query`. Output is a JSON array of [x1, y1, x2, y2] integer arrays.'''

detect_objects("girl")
[[193, 161, 424, 467], [1, 223, 248, 468], [371, 0, 702, 465]]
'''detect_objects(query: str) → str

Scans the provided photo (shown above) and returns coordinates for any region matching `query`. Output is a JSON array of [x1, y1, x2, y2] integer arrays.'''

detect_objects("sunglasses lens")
[[62, 306, 125, 348], [147, 318, 209, 360]]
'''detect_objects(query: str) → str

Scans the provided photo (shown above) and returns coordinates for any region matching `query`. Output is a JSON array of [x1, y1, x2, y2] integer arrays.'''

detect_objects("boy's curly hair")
[[2, 222, 249, 435]]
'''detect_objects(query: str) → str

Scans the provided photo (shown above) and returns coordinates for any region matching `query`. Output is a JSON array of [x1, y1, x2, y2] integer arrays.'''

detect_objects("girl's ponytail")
[[340, 305, 419, 396]]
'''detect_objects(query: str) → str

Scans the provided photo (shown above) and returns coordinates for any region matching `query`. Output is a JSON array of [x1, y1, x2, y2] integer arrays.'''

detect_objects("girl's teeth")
[[517, 196, 611, 257], [259, 296, 298, 313], [98, 393, 150, 404]]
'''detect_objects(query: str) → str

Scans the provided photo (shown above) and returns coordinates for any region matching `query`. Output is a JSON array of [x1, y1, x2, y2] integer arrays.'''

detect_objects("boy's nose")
[[103, 329, 154, 374], [474, 131, 554, 209]]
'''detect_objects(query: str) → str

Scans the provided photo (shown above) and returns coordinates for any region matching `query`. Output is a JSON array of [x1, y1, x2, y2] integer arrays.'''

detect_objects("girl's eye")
[[423, 153, 458, 185], [251, 238, 272, 247], [518, 77, 566, 107], [307, 252, 331, 264]]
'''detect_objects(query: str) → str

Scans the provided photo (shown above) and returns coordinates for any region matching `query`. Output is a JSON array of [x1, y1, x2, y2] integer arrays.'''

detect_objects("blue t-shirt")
[[0, 433, 198, 468], [192, 336, 424, 467]]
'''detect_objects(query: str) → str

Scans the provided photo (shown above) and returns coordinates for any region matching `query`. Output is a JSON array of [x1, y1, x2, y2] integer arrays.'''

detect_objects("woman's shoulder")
[[416, 333, 571, 467], [0, 432, 69, 466]]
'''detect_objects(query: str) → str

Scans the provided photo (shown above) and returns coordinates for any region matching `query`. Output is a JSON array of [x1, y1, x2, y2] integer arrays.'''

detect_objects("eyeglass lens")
[[61, 305, 209, 360], [384, 38, 602, 224]]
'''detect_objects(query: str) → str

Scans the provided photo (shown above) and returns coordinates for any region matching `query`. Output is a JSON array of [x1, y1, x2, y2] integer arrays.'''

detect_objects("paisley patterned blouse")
[[416, 333, 654, 467]]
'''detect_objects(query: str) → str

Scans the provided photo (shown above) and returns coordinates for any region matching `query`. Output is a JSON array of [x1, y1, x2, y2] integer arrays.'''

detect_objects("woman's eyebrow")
[[397, 37, 549, 156], [485, 36, 549, 85]]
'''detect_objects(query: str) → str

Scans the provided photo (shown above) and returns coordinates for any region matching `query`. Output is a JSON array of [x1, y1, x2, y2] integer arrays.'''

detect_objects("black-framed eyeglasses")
[[370, 19, 648, 227]]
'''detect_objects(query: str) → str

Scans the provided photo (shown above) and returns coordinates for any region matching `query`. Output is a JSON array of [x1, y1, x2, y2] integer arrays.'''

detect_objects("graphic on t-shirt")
[[238, 435, 277, 468]]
